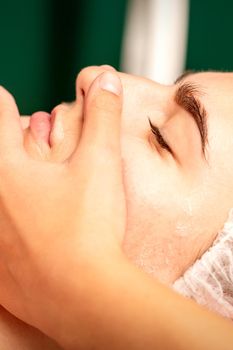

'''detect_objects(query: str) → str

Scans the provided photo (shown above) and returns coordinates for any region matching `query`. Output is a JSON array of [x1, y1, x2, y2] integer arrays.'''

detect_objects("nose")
[[75, 65, 116, 100], [76, 66, 173, 139], [120, 74, 172, 132]]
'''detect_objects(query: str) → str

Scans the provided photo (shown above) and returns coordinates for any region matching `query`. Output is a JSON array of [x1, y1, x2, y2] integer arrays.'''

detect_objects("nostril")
[[76, 65, 117, 102], [80, 88, 85, 98]]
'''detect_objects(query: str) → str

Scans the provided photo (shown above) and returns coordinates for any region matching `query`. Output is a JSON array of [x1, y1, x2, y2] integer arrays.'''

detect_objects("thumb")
[[72, 70, 123, 163], [0, 86, 24, 157], [70, 71, 125, 244]]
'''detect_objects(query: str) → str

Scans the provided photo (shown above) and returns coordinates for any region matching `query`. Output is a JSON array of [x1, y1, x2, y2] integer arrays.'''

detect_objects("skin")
[[119, 70, 233, 283], [0, 68, 126, 349], [0, 67, 233, 348], [25, 68, 233, 284], [0, 306, 61, 350]]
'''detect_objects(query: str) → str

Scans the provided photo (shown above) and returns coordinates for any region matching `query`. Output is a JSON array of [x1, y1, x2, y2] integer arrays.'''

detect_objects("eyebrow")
[[174, 72, 208, 155]]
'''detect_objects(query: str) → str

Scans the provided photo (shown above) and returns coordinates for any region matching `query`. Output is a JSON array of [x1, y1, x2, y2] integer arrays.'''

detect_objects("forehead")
[[185, 71, 233, 91], [189, 72, 233, 156], [183, 72, 233, 114]]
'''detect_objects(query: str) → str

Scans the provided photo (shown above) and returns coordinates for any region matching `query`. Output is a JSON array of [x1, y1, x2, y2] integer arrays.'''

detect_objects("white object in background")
[[121, 0, 189, 84]]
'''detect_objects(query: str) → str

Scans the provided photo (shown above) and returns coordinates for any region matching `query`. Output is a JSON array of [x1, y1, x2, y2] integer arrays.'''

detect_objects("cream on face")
[[24, 68, 233, 285]]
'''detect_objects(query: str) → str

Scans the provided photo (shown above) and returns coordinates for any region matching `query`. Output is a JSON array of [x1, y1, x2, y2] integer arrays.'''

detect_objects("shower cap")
[[173, 209, 233, 319]]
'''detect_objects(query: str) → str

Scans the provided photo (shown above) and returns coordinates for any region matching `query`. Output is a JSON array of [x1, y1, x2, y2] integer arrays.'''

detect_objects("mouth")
[[29, 111, 52, 145], [30, 100, 82, 149], [49, 104, 69, 146], [30, 105, 66, 147]]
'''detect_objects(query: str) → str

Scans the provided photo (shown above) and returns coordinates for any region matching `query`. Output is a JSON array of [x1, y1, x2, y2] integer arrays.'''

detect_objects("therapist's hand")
[[0, 70, 125, 346]]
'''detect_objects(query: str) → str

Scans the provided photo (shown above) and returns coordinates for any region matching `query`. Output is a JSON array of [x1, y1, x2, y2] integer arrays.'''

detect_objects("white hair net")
[[173, 209, 233, 319]]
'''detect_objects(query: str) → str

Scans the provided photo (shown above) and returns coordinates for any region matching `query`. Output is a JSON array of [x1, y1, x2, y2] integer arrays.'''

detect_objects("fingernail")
[[99, 72, 122, 96]]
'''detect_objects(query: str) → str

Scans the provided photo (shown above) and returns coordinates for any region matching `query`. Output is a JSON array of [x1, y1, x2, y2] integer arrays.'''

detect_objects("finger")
[[73, 70, 123, 162], [0, 86, 24, 155], [20, 116, 30, 129], [76, 65, 116, 101], [70, 71, 125, 243]]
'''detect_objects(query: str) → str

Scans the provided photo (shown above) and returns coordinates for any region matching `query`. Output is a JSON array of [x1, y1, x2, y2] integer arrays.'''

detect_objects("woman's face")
[[25, 68, 233, 284]]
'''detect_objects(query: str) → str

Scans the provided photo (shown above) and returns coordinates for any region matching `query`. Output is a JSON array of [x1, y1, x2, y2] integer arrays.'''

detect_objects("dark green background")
[[186, 0, 233, 72], [0, 0, 127, 114], [0, 0, 232, 114]]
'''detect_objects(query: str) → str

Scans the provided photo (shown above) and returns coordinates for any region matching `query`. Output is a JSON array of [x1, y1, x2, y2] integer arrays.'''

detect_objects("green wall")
[[186, 0, 233, 72], [2, 0, 232, 115], [0, 0, 127, 114], [0, 0, 51, 114]]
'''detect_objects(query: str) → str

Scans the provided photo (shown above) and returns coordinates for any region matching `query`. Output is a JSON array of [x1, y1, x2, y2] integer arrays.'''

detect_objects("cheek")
[[121, 139, 224, 284], [121, 140, 189, 282]]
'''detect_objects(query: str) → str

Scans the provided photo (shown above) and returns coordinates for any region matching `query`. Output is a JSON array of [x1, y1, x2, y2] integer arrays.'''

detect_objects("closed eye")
[[148, 118, 174, 155]]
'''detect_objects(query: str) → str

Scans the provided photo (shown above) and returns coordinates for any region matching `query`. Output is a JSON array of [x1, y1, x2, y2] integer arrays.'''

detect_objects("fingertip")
[[84, 71, 123, 115], [0, 86, 24, 153], [75, 65, 118, 102], [98, 71, 122, 96], [78, 70, 122, 151], [0, 85, 18, 110]]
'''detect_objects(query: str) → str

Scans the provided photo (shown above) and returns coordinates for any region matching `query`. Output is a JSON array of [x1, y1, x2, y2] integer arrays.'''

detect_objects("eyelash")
[[148, 118, 173, 154]]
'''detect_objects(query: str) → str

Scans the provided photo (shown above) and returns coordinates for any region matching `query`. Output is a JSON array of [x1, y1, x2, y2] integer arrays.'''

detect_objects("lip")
[[30, 111, 51, 144], [49, 104, 66, 146], [50, 105, 59, 127]]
